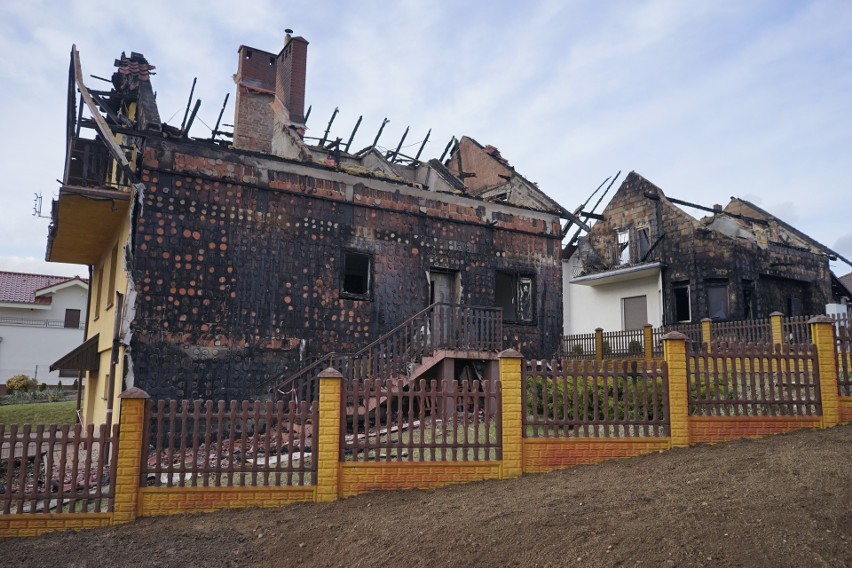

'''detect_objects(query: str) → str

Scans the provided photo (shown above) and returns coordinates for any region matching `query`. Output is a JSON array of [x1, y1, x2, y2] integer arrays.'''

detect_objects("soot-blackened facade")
[[62, 33, 568, 402], [566, 172, 837, 329]]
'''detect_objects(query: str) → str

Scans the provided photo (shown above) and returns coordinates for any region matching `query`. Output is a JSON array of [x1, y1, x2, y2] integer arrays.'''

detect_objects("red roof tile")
[[0, 271, 84, 305]]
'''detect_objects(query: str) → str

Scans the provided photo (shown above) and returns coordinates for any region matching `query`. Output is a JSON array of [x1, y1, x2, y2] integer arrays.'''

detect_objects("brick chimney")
[[275, 34, 309, 125], [232, 45, 276, 153]]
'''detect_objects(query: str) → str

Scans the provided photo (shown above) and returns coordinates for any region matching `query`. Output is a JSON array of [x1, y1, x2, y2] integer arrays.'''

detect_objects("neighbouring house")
[[47, 34, 572, 425], [563, 171, 851, 334], [0, 271, 87, 388]]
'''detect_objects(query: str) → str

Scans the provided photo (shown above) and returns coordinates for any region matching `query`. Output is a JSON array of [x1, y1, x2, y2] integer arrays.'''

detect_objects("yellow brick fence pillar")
[[700, 318, 713, 350], [316, 368, 342, 502], [663, 332, 690, 448], [644, 324, 653, 362], [770, 311, 784, 345], [810, 317, 839, 429], [113, 387, 149, 524], [595, 328, 604, 362], [499, 349, 523, 478]]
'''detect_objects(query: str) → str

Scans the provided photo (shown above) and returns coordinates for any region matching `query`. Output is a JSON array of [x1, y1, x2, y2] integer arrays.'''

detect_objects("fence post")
[[316, 367, 343, 502], [112, 387, 149, 524], [644, 324, 653, 362], [810, 317, 839, 429], [663, 332, 690, 448], [595, 328, 604, 362], [701, 318, 713, 348], [499, 349, 523, 478], [770, 311, 784, 345]]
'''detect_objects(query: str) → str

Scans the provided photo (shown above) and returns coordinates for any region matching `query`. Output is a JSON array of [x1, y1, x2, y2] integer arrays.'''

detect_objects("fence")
[[561, 332, 596, 359], [687, 342, 820, 416], [341, 378, 500, 462], [141, 399, 316, 487], [710, 319, 772, 344], [2, 317, 851, 538], [523, 359, 669, 438], [0, 317, 85, 330], [0, 423, 118, 515], [838, 326, 852, 397], [601, 329, 645, 359]]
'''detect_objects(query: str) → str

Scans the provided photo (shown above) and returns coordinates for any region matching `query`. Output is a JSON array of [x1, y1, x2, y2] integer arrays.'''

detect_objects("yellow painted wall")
[[82, 213, 131, 427]]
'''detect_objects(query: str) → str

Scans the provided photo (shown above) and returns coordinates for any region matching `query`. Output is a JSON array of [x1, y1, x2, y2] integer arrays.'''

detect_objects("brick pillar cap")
[[769, 311, 784, 317], [119, 387, 150, 399], [644, 323, 652, 327], [498, 348, 523, 358], [318, 367, 343, 379], [808, 315, 835, 324], [700, 318, 713, 323], [661, 331, 688, 340], [595, 327, 604, 332]]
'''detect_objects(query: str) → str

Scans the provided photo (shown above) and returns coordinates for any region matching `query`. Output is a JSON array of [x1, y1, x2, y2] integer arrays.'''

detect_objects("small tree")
[[6, 374, 38, 394]]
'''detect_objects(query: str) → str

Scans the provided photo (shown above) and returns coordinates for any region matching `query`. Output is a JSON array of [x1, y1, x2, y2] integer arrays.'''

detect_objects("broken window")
[[64, 309, 81, 329], [617, 230, 630, 264], [673, 282, 691, 322], [495, 272, 534, 324], [706, 281, 729, 320], [637, 227, 650, 260], [341, 251, 372, 298]]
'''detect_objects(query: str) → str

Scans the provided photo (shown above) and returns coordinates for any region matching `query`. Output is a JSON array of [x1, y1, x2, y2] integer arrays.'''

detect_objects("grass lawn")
[[0, 400, 77, 425]]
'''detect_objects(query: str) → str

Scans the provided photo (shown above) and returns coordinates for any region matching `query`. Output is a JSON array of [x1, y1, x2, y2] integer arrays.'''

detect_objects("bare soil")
[[4, 425, 851, 568]]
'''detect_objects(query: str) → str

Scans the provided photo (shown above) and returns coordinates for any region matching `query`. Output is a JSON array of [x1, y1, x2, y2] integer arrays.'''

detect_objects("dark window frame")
[[340, 250, 373, 300]]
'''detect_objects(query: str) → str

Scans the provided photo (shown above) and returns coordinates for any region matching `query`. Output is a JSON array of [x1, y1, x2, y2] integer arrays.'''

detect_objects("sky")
[[0, 0, 850, 278]]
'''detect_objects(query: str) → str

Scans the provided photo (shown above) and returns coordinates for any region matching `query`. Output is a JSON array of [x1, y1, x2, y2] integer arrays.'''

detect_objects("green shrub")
[[628, 340, 643, 355], [601, 341, 612, 356], [38, 382, 48, 392], [6, 374, 38, 394], [526, 373, 666, 422], [570, 345, 584, 357]]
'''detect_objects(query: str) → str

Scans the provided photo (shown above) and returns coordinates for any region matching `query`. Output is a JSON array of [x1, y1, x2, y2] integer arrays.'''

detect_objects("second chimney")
[[275, 35, 309, 125]]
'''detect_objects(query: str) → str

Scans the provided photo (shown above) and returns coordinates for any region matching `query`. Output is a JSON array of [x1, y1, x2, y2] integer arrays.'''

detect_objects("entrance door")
[[430, 271, 459, 348]]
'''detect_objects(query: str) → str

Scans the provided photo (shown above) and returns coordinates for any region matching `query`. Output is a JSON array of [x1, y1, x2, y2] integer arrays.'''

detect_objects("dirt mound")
[[3, 425, 851, 567]]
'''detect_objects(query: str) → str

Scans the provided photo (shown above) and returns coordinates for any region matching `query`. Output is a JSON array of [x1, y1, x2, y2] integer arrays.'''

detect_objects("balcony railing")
[[0, 317, 84, 330]]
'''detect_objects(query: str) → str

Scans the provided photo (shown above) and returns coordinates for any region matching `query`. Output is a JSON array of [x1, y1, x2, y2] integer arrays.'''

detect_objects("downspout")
[[76, 264, 94, 424], [104, 291, 124, 434]]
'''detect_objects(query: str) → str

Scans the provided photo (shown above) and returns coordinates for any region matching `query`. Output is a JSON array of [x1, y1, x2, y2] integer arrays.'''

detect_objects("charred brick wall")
[[129, 139, 562, 400], [580, 172, 832, 324]]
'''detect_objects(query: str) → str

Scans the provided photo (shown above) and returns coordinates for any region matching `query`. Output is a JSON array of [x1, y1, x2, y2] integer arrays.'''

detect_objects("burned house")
[[563, 171, 850, 334], [47, 35, 573, 425]]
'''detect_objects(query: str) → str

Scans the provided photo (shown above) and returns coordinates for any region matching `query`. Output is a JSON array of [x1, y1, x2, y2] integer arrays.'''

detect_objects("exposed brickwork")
[[0, 514, 113, 538], [339, 462, 502, 498], [688, 416, 820, 444], [523, 438, 670, 473], [129, 138, 562, 401], [138, 486, 314, 516], [275, 37, 308, 124]]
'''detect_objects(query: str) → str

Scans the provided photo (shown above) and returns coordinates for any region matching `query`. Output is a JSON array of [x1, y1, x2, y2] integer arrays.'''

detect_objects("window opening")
[[622, 296, 648, 330], [617, 230, 630, 264], [495, 272, 534, 323], [342, 251, 372, 297], [706, 281, 729, 320], [637, 227, 650, 260], [673, 282, 691, 322]]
